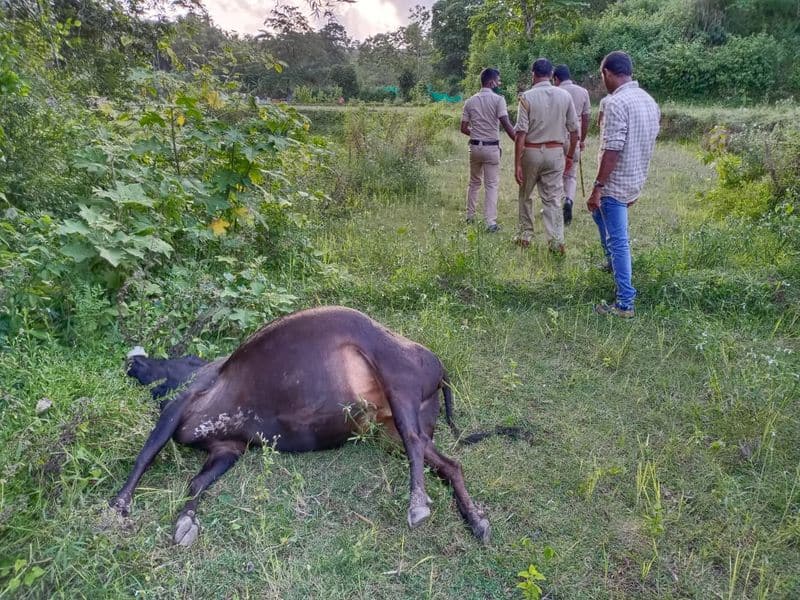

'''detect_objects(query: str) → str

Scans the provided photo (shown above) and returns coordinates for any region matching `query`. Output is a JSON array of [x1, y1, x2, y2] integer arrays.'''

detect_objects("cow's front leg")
[[173, 441, 245, 547], [111, 393, 191, 515]]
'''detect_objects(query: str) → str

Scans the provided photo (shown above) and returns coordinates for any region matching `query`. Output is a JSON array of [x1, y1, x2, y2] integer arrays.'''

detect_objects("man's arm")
[[564, 99, 579, 172], [514, 97, 529, 185], [565, 130, 578, 173], [586, 149, 621, 211], [460, 120, 470, 136], [580, 113, 589, 148], [587, 100, 626, 212], [500, 115, 516, 141], [514, 131, 526, 186]]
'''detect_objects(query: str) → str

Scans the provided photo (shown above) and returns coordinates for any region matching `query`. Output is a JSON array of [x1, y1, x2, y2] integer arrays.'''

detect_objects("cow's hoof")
[[109, 496, 130, 517], [472, 518, 491, 544], [174, 511, 199, 547], [407, 505, 431, 529]]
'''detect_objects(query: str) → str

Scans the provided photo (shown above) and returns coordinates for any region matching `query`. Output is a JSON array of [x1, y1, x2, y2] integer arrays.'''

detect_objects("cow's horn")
[[127, 345, 148, 359]]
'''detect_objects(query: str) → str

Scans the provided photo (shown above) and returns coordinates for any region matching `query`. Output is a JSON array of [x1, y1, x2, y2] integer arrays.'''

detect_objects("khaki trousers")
[[466, 144, 501, 226], [563, 144, 580, 202], [517, 147, 565, 244]]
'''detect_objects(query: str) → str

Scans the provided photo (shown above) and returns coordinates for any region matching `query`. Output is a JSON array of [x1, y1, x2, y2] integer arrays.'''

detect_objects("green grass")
[[2, 122, 799, 598]]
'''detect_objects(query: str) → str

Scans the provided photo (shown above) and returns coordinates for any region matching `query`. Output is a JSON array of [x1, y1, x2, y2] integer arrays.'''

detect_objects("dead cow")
[[112, 306, 491, 546]]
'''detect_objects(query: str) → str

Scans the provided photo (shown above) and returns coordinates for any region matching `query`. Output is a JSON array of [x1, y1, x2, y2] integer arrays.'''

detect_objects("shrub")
[[330, 105, 450, 201], [357, 87, 398, 103]]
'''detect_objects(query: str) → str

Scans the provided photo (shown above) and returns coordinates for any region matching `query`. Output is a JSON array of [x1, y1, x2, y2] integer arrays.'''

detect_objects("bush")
[[357, 87, 398, 103], [329, 64, 359, 99], [293, 84, 314, 104], [329, 105, 451, 202]]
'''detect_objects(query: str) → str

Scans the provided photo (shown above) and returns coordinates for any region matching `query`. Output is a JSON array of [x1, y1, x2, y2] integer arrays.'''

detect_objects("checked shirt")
[[600, 81, 660, 204]]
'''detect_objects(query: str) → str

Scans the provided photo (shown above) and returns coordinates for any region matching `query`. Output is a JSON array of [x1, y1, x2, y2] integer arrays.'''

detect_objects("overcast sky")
[[202, 0, 433, 41]]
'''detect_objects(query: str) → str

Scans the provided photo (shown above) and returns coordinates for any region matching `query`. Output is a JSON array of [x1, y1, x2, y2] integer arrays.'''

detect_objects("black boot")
[[563, 198, 573, 226]]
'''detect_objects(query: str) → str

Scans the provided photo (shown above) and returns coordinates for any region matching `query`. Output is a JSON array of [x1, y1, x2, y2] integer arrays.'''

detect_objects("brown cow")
[[111, 306, 490, 546]]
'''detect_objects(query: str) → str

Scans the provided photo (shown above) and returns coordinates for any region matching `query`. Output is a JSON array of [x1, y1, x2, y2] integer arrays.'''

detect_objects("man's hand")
[[586, 186, 601, 212], [565, 156, 574, 173], [515, 164, 524, 186]]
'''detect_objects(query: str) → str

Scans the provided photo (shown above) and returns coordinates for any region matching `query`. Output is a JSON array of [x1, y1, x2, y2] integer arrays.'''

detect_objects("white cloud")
[[335, 0, 402, 41], [202, 0, 270, 36], [201, 0, 431, 40]]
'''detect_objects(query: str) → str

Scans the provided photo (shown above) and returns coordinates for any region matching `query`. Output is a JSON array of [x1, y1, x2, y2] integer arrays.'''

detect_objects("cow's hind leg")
[[173, 440, 245, 547], [424, 444, 491, 543], [388, 391, 434, 529]]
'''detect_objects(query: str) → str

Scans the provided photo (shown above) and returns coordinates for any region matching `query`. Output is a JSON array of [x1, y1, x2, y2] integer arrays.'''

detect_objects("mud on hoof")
[[174, 510, 200, 547], [471, 517, 491, 544], [109, 495, 131, 517], [407, 505, 431, 529]]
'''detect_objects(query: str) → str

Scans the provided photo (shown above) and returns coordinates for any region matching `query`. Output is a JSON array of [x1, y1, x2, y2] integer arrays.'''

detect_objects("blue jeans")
[[592, 196, 635, 310]]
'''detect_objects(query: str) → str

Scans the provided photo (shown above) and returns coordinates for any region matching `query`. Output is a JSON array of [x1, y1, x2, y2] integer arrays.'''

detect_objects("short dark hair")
[[553, 64, 571, 81], [601, 51, 633, 76], [531, 58, 553, 77], [480, 68, 500, 86]]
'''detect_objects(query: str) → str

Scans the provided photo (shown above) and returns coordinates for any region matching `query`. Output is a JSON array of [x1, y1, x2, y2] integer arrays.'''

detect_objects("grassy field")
[[2, 121, 799, 599]]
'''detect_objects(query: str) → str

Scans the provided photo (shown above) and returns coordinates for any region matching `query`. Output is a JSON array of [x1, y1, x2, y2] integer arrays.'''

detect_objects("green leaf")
[[58, 219, 91, 236], [6, 576, 21, 593], [78, 205, 118, 232], [60, 242, 96, 262], [139, 111, 166, 127], [94, 183, 154, 208], [23, 566, 44, 586], [133, 235, 173, 256], [95, 246, 124, 267], [73, 148, 108, 175]]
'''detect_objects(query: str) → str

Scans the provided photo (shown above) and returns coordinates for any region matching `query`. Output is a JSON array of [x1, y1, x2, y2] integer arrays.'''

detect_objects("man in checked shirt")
[[587, 51, 660, 319]]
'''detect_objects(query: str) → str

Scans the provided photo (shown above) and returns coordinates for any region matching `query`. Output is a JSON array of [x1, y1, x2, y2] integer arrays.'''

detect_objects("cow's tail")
[[441, 374, 459, 438], [441, 374, 535, 446], [458, 426, 535, 446]]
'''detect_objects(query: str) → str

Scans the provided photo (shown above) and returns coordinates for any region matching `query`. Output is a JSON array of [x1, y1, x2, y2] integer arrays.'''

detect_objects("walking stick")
[[579, 154, 585, 197]]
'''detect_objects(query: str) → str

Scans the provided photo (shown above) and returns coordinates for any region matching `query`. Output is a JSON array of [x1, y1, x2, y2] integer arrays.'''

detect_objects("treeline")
[[466, 0, 800, 103], [168, 0, 800, 105], [6, 0, 796, 107]]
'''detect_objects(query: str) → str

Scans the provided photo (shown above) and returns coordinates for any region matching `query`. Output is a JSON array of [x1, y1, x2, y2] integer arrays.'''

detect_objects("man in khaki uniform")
[[461, 68, 516, 232], [554, 64, 590, 226], [514, 58, 579, 252]]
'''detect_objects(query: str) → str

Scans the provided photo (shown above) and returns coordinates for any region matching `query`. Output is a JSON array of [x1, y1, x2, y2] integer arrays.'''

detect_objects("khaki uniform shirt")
[[514, 81, 578, 144], [600, 81, 660, 204], [559, 80, 590, 138], [461, 88, 508, 142]]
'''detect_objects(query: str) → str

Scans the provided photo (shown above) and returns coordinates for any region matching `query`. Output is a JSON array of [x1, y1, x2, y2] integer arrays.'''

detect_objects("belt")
[[469, 140, 500, 146], [524, 141, 563, 149]]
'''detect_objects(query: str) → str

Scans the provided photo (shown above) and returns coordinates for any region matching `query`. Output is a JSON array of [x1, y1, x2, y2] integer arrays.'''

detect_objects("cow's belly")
[[174, 345, 397, 451]]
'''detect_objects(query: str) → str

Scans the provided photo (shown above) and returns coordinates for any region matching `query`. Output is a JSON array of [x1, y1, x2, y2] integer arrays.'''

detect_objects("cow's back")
[[173, 307, 443, 452]]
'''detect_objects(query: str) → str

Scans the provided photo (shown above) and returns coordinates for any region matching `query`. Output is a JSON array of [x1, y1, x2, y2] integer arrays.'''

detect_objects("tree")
[[430, 0, 481, 82], [470, 0, 587, 41], [330, 63, 359, 98]]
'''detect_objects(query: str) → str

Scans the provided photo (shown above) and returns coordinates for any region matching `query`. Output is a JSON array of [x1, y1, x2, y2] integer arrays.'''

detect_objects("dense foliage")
[[0, 3, 335, 349]]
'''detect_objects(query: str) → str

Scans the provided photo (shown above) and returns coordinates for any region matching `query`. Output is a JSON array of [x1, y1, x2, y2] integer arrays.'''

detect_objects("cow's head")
[[125, 347, 163, 386]]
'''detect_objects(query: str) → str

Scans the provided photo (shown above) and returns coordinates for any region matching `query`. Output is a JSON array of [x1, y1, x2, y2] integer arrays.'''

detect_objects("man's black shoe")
[[563, 198, 573, 226]]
